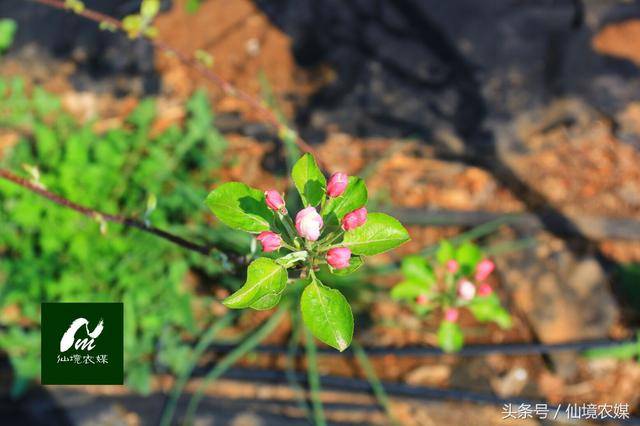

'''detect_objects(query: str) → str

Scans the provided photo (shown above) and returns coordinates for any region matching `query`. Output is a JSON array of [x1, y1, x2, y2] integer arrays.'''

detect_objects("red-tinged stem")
[[0, 168, 218, 256]]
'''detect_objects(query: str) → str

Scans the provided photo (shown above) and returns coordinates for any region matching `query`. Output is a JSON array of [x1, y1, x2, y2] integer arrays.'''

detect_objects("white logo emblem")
[[59, 318, 104, 353]]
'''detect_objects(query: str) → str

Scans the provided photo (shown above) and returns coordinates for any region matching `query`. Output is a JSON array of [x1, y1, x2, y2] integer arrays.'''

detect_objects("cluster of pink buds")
[[257, 172, 368, 270], [475, 259, 495, 282], [446, 258, 496, 323], [207, 153, 412, 352], [474, 259, 495, 297]]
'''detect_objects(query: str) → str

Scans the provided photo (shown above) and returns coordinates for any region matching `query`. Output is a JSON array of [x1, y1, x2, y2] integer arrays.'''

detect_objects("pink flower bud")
[[457, 279, 476, 301], [326, 247, 351, 269], [256, 231, 282, 252], [446, 260, 459, 274], [341, 207, 367, 231], [416, 294, 429, 305], [265, 190, 286, 212], [295, 206, 323, 241], [475, 259, 495, 282], [444, 308, 459, 322], [327, 172, 348, 197], [478, 283, 493, 297]]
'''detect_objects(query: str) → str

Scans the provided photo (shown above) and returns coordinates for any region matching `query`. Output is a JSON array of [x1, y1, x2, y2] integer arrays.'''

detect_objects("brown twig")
[[28, 0, 323, 165], [0, 168, 217, 255]]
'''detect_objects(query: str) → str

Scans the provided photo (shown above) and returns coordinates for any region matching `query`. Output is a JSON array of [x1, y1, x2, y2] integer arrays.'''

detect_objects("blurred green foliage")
[[0, 19, 17, 54], [392, 240, 511, 353], [584, 333, 640, 361], [0, 77, 247, 395], [185, 0, 206, 14]]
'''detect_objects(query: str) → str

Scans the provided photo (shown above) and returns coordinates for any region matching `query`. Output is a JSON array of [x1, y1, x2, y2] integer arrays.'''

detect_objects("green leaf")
[[291, 153, 326, 207], [127, 363, 152, 394], [329, 255, 363, 276], [300, 278, 353, 351], [401, 256, 435, 284], [492, 308, 512, 329], [455, 241, 482, 274], [122, 14, 143, 38], [206, 182, 273, 233], [390, 279, 428, 301], [437, 321, 464, 353], [249, 293, 283, 311], [436, 240, 455, 265], [343, 213, 410, 256], [223, 258, 287, 309], [468, 294, 512, 329], [276, 250, 308, 268], [584, 342, 640, 360], [186, 0, 204, 13], [0, 19, 17, 54], [323, 176, 367, 223], [141, 0, 160, 18]]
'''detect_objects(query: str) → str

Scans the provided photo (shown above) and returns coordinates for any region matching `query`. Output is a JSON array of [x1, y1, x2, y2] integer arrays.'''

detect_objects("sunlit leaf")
[[223, 258, 287, 310], [343, 213, 410, 256], [206, 182, 273, 233], [300, 278, 353, 351], [291, 153, 326, 207]]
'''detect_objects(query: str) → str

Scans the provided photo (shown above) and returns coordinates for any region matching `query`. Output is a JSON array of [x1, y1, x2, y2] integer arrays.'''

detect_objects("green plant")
[[583, 332, 640, 361], [186, 0, 206, 14], [0, 18, 17, 55], [392, 240, 512, 352], [205, 153, 411, 351], [0, 77, 236, 394]]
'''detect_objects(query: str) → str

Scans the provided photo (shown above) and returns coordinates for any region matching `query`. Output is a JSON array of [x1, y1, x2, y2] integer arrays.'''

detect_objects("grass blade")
[[352, 341, 399, 425], [159, 311, 237, 426], [304, 326, 327, 426], [286, 307, 311, 419], [183, 307, 288, 424]]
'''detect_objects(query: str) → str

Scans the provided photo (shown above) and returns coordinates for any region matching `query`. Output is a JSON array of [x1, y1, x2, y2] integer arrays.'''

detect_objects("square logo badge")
[[41, 302, 123, 385]]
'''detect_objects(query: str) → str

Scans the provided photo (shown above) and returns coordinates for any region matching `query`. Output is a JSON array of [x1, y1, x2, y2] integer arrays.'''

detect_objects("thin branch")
[[0, 168, 217, 256], [28, 0, 323, 166]]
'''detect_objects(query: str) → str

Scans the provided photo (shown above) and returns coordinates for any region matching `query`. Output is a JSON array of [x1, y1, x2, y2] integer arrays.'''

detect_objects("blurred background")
[[1, 0, 640, 425]]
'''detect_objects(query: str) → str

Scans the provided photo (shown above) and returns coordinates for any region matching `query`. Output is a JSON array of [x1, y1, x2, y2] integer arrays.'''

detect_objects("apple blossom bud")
[[446, 260, 459, 274], [457, 279, 476, 301], [341, 207, 367, 231], [256, 231, 282, 252], [327, 172, 348, 197], [265, 190, 286, 212], [295, 206, 323, 241], [416, 294, 429, 305], [326, 247, 351, 269], [478, 283, 493, 296], [444, 308, 459, 322], [475, 259, 495, 282]]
